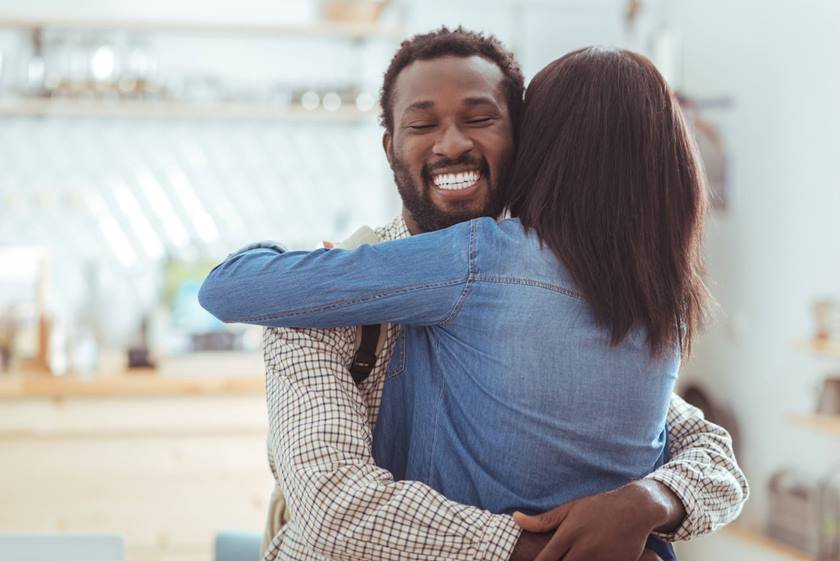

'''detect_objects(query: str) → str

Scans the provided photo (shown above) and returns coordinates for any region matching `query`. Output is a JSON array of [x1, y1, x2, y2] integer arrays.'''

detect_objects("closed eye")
[[466, 117, 495, 126]]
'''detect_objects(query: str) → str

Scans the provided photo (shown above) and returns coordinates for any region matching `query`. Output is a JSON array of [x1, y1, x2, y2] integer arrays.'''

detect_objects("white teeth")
[[432, 170, 481, 191]]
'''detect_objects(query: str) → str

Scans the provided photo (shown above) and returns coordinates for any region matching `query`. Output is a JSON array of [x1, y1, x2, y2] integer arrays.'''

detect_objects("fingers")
[[512, 503, 573, 533], [637, 549, 664, 561], [512, 512, 550, 533], [532, 525, 574, 561], [322, 241, 335, 249]]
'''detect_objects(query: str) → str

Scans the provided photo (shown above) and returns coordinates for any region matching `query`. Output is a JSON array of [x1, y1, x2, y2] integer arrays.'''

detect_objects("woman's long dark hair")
[[503, 47, 709, 357]]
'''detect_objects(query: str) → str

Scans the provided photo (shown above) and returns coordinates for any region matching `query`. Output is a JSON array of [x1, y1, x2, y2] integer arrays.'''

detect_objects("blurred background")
[[0, 1, 838, 560]]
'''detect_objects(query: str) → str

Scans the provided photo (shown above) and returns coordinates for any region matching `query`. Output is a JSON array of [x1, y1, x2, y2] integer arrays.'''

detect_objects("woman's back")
[[372, 216, 679, 514]]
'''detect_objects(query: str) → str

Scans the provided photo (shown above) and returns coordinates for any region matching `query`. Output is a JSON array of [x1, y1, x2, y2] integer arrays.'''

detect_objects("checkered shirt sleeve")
[[261, 217, 521, 561], [647, 392, 749, 541]]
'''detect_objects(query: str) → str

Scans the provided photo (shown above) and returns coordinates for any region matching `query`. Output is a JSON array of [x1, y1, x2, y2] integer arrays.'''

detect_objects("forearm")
[[648, 394, 749, 540], [626, 479, 686, 535], [279, 458, 521, 561], [199, 224, 472, 328], [509, 532, 552, 561]]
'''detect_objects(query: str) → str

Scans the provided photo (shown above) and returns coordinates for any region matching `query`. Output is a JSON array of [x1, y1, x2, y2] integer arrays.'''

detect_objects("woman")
[[201, 47, 707, 561]]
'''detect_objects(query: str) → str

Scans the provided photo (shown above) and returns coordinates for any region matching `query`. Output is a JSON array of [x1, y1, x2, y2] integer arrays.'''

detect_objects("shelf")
[[0, 97, 377, 121], [793, 339, 840, 358], [787, 413, 840, 436], [0, 351, 265, 399], [724, 526, 815, 561], [0, 17, 403, 40]]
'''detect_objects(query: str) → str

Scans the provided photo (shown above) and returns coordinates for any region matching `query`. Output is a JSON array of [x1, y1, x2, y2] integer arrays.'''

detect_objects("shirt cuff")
[[644, 470, 698, 542], [478, 514, 522, 561]]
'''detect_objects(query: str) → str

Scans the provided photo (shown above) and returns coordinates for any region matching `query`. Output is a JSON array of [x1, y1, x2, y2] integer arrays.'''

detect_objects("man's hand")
[[511, 480, 684, 561]]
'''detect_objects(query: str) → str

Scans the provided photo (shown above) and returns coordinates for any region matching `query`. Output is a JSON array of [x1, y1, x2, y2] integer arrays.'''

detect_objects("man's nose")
[[432, 123, 474, 159]]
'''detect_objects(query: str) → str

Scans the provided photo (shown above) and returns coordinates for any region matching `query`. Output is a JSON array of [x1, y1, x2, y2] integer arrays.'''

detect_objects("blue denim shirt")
[[200, 217, 679, 558]]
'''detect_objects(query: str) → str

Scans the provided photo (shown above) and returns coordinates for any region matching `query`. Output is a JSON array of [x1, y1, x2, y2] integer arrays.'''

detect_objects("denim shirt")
[[200, 217, 679, 557]]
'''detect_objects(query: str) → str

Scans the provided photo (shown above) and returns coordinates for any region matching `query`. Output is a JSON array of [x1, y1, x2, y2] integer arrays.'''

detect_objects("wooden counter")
[[0, 351, 272, 561], [0, 352, 265, 399]]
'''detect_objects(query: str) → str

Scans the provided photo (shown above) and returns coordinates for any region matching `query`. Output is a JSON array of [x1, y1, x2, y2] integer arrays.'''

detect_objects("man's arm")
[[646, 392, 749, 540], [262, 325, 521, 561], [510, 392, 749, 561]]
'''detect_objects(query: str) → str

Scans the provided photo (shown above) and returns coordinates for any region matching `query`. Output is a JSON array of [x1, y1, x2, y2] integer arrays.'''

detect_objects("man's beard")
[[390, 153, 506, 233]]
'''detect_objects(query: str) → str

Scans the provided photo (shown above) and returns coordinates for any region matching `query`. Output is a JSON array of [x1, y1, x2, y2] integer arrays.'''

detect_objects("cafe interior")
[[0, 0, 838, 560]]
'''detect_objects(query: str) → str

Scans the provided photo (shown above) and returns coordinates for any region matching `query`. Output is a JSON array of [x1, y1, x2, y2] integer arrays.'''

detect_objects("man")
[[203, 28, 748, 561]]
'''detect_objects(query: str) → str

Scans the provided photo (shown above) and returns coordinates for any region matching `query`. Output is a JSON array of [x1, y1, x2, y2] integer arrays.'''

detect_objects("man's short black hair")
[[379, 26, 525, 134]]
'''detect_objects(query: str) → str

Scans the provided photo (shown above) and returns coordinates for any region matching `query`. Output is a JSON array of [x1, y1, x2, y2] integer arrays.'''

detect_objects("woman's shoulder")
[[470, 216, 542, 251], [470, 218, 580, 292]]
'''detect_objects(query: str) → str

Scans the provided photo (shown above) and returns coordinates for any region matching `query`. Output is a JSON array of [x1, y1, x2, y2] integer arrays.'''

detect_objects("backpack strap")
[[349, 324, 381, 385], [333, 226, 386, 387]]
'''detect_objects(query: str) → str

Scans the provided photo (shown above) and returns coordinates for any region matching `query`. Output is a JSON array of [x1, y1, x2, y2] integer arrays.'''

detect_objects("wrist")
[[509, 530, 551, 561], [621, 479, 686, 534]]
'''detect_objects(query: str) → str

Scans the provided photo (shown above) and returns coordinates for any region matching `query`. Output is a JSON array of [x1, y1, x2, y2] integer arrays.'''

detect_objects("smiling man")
[[385, 55, 513, 234], [201, 28, 748, 561]]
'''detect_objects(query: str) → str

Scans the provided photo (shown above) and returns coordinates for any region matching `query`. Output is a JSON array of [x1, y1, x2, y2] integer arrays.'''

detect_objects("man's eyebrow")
[[404, 100, 435, 113], [463, 96, 500, 108]]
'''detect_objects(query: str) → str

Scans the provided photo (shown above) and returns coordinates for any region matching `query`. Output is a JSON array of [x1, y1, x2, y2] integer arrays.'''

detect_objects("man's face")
[[383, 55, 514, 233]]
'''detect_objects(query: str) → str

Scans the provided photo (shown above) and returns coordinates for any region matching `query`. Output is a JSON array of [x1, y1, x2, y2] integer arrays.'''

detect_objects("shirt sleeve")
[[646, 393, 750, 541], [261, 326, 521, 561], [198, 220, 480, 328]]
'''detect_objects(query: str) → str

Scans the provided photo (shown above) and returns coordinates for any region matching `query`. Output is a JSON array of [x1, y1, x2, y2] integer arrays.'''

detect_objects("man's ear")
[[382, 131, 394, 166]]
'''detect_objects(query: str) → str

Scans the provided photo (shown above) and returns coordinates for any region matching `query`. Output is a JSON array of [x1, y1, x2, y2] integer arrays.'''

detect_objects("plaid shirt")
[[261, 216, 748, 561]]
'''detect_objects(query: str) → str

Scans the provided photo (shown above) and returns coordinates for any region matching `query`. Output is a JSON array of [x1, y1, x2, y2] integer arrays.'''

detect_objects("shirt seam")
[[471, 274, 583, 300], [439, 219, 478, 326]]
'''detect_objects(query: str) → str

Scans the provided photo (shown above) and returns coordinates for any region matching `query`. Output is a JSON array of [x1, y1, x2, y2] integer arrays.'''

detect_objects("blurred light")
[[27, 56, 45, 87], [112, 180, 165, 259], [301, 91, 320, 111], [166, 167, 218, 243], [86, 192, 137, 268], [355, 92, 375, 112], [91, 46, 116, 81], [136, 172, 190, 248], [0, 247, 45, 282], [322, 92, 341, 112]]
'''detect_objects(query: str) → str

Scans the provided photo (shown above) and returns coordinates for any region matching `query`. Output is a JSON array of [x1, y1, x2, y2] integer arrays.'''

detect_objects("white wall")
[[660, 0, 840, 553]]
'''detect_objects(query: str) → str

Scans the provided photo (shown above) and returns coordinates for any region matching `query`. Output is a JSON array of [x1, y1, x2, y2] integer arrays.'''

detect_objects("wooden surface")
[[723, 526, 814, 561], [677, 525, 815, 561], [787, 412, 840, 436], [0, 389, 272, 561], [0, 352, 265, 399], [794, 338, 840, 359]]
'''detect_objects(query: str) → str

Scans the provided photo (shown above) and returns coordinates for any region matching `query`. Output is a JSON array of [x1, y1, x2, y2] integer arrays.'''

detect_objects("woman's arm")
[[199, 219, 479, 328]]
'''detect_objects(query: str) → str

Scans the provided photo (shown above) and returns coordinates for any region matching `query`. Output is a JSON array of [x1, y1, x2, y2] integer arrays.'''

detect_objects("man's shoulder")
[[263, 325, 357, 359], [374, 215, 410, 242], [261, 216, 405, 360]]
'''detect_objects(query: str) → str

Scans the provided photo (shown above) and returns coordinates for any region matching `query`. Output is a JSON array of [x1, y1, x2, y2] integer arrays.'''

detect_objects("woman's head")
[[503, 47, 708, 356]]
